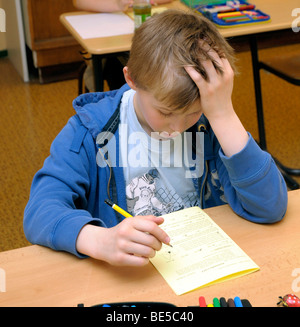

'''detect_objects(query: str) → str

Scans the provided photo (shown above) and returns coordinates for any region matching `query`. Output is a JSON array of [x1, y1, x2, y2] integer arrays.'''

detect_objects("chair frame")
[[252, 42, 300, 189]]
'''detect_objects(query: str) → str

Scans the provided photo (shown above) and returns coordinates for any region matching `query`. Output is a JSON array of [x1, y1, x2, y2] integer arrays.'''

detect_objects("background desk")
[[0, 190, 299, 307], [60, 1, 186, 92], [60, 0, 299, 92]]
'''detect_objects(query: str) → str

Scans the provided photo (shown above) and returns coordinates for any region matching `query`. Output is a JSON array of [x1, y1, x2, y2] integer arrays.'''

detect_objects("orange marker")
[[217, 11, 245, 18]]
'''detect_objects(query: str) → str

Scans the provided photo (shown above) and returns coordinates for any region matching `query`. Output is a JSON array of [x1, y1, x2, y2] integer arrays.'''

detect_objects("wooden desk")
[[60, 1, 187, 56], [60, 0, 299, 54], [0, 190, 299, 307], [60, 1, 188, 92]]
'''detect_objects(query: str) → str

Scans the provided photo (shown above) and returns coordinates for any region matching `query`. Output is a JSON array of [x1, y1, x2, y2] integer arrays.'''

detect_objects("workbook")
[[150, 206, 259, 295]]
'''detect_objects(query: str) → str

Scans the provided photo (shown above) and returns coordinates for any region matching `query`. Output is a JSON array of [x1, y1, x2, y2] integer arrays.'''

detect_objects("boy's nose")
[[169, 118, 186, 134]]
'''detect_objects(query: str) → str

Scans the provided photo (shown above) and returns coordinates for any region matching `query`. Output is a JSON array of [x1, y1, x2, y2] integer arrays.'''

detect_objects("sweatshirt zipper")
[[98, 147, 113, 200], [199, 160, 208, 209], [197, 123, 208, 209]]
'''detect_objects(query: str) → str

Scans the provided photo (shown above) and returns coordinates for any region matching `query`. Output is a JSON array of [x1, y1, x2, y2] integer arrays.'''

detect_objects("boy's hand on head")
[[76, 215, 170, 267], [184, 48, 235, 122], [185, 46, 248, 157]]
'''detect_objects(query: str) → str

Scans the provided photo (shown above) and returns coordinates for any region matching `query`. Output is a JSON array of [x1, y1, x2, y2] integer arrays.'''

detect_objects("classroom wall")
[[0, 0, 7, 51]]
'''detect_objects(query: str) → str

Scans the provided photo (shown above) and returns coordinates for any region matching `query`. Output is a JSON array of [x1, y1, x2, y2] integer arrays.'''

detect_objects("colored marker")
[[238, 5, 255, 11], [199, 296, 207, 307], [243, 10, 258, 16], [227, 298, 235, 307], [219, 297, 228, 307], [207, 303, 214, 307], [234, 296, 243, 307], [217, 9, 236, 14], [222, 14, 248, 19], [222, 17, 251, 23], [222, 18, 251, 23], [252, 15, 269, 20], [213, 297, 221, 307], [241, 299, 252, 307], [218, 11, 247, 18]]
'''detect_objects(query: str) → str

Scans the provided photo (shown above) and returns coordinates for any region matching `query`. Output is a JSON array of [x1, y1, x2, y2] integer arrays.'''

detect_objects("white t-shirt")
[[119, 89, 201, 216]]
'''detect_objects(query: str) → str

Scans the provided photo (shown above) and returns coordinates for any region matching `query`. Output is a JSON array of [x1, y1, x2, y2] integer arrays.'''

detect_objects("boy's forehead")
[[154, 98, 200, 114], [138, 87, 200, 114]]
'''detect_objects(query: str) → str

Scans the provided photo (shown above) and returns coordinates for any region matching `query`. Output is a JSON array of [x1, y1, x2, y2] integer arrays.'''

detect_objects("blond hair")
[[127, 9, 236, 111]]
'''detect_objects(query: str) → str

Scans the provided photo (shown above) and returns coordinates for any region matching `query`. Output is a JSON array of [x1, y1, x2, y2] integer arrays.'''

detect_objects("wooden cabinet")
[[23, 0, 84, 82]]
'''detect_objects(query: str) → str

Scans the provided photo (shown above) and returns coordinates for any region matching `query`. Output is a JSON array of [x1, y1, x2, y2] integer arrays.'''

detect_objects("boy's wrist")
[[203, 102, 235, 123], [76, 224, 101, 258], [207, 107, 249, 158]]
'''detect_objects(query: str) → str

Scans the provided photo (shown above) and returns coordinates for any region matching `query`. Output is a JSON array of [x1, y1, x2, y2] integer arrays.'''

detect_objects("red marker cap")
[[199, 296, 207, 307]]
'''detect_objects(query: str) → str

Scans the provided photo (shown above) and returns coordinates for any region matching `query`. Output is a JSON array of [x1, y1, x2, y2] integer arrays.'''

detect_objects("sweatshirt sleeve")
[[217, 133, 288, 223], [23, 117, 103, 257]]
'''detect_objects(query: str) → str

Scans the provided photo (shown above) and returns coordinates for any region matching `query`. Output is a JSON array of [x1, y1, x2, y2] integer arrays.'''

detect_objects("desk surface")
[[60, 0, 300, 55], [0, 190, 299, 307]]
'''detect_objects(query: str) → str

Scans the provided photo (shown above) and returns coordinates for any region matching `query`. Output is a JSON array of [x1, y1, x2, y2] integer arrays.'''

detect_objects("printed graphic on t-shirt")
[[126, 168, 199, 217]]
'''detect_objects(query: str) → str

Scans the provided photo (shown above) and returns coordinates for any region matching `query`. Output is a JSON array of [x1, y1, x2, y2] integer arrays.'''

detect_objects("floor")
[[0, 43, 299, 252]]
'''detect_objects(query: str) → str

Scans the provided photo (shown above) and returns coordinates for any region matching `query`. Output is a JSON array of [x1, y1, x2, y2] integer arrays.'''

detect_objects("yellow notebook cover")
[[150, 206, 259, 295]]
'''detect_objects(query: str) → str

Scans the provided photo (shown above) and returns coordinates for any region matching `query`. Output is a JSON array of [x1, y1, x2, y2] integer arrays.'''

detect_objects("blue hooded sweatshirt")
[[24, 84, 288, 257]]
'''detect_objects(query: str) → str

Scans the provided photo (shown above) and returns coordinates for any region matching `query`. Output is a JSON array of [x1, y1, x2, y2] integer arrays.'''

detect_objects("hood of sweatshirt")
[[72, 84, 130, 139]]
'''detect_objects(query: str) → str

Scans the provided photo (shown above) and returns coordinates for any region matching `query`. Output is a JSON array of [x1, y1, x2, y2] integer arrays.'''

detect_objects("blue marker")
[[234, 296, 243, 307]]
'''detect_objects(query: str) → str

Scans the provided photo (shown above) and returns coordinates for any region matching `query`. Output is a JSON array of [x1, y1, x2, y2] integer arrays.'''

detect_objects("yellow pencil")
[[105, 199, 172, 247], [105, 199, 133, 218]]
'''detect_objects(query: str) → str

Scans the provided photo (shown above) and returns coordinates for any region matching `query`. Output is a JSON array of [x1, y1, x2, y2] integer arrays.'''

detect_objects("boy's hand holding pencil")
[[76, 201, 171, 266]]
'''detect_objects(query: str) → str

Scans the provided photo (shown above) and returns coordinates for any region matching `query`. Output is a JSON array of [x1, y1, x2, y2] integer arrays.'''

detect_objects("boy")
[[24, 10, 287, 267]]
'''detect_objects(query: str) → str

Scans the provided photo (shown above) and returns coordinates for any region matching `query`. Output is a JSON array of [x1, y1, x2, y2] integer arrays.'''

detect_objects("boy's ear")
[[123, 66, 137, 90]]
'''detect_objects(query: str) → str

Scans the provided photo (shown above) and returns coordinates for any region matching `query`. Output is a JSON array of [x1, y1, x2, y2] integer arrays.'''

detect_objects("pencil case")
[[184, 1, 271, 28]]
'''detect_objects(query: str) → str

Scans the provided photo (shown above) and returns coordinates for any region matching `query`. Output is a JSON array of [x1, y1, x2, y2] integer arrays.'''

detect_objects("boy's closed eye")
[[158, 111, 173, 118], [159, 108, 201, 118], [154, 106, 173, 118]]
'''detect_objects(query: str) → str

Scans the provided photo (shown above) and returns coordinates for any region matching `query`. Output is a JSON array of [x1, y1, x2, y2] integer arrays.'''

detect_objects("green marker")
[[213, 297, 221, 307]]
